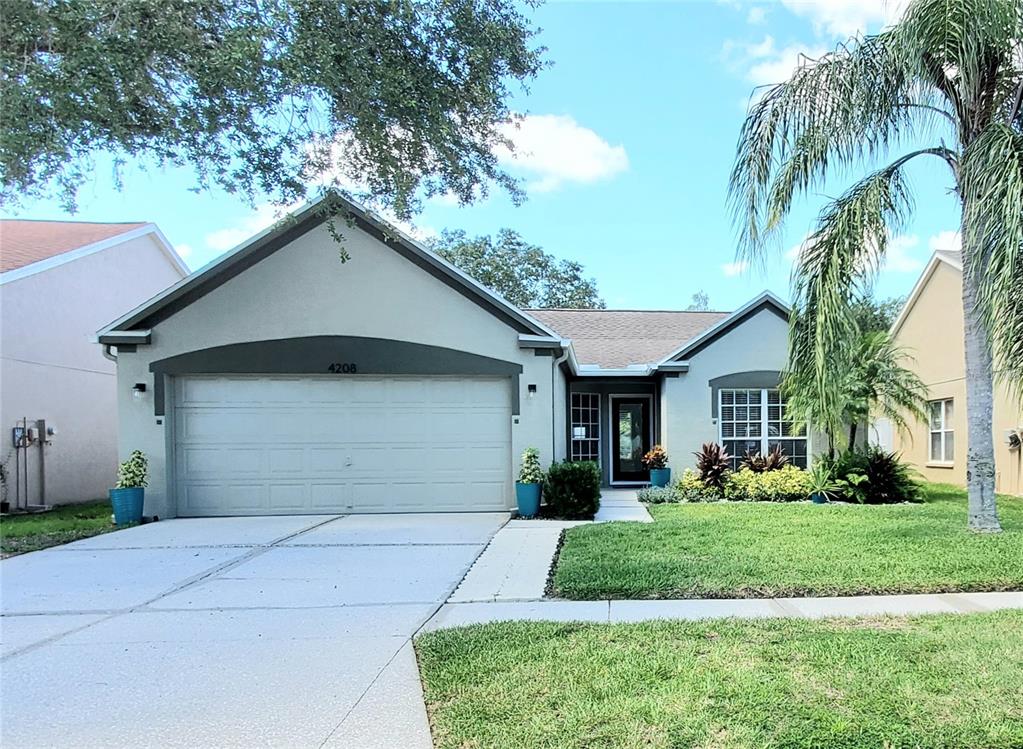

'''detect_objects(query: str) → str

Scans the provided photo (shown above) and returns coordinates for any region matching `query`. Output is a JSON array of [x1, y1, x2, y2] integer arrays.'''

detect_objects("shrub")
[[820, 446, 920, 504], [637, 469, 722, 504], [544, 461, 601, 519], [637, 485, 678, 504], [723, 465, 812, 502], [740, 444, 789, 473], [694, 442, 730, 491], [116, 450, 148, 489], [517, 447, 544, 484], [642, 444, 668, 470]]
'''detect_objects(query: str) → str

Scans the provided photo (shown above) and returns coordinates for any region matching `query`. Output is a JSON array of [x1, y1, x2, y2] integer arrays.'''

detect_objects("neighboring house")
[[97, 194, 801, 518], [886, 250, 1022, 495], [0, 220, 189, 508]]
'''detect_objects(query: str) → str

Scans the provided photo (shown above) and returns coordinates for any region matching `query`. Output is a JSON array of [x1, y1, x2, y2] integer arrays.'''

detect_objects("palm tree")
[[783, 327, 928, 453], [730, 0, 1023, 532]]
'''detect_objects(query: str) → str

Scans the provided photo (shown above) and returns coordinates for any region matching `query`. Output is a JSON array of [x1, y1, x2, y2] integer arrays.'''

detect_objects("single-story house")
[[97, 195, 803, 517], [883, 250, 1022, 495], [1, 219, 188, 508]]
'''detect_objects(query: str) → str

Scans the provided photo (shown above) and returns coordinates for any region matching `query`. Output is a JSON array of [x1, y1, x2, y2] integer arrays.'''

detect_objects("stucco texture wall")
[[892, 261, 1022, 495], [661, 308, 794, 471], [1, 233, 185, 506], [116, 222, 561, 517]]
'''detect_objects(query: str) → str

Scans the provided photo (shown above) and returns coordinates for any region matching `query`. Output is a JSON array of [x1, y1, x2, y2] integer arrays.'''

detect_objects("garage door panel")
[[174, 375, 512, 515]]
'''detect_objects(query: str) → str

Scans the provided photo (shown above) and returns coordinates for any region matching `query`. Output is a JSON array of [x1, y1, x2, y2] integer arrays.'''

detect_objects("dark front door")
[[611, 397, 651, 483]]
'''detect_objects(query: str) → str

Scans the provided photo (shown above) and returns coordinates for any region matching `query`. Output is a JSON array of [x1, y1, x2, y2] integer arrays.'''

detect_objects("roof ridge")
[[0, 218, 147, 226]]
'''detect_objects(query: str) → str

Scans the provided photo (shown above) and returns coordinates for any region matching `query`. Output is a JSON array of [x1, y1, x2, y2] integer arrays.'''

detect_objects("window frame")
[[928, 398, 955, 465], [570, 392, 601, 463], [718, 388, 808, 469]]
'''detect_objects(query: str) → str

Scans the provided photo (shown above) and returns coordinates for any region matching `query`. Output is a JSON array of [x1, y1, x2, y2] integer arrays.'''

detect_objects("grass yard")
[[553, 483, 1023, 599], [416, 611, 1023, 749], [0, 500, 115, 556]]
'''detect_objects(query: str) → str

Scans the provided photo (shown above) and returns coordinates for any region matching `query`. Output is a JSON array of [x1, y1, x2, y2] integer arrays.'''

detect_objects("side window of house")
[[719, 388, 807, 468], [570, 392, 600, 462], [929, 399, 954, 463]]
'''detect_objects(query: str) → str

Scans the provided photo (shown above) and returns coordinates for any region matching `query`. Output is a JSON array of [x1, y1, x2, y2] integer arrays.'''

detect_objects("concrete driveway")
[[0, 512, 507, 748]]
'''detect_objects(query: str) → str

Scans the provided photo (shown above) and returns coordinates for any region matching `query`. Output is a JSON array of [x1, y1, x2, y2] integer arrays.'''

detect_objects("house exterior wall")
[[1, 233, 186, 506], [661, 308, 792, 471], [114, 222, 563, 518], [891, 261, 1022, 495]]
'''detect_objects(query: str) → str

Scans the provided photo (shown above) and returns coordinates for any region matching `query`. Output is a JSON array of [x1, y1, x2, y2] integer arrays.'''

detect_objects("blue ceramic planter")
[[811, 492, 829, 504], [515, 482, 541, 518], [110, 487, 144, 525], [649, 468, 671, 488]]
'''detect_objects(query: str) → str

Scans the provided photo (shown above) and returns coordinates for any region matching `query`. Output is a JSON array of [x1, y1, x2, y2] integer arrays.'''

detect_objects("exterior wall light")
[[132, 383, 147, 401], [527, 384, 537, 398]]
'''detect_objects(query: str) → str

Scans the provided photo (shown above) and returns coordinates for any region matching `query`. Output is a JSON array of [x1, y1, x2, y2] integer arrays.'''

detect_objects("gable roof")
[[890, 250, 962, 338], [0, 220, 149, 272], [97, 192, 557, 343], [528, 309, 728, 368], [0, 220, 189, 284]]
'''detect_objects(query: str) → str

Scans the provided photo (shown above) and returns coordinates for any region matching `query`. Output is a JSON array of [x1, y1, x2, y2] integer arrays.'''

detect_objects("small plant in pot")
[[807, 463, 838, 504], [642, 445, 671, 487], [515, 447, 543, 518], [110, 450, 148, 525]]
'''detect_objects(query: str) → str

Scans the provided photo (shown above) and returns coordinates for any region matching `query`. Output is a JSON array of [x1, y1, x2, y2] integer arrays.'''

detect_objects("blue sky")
[[3, 0, 961, 311]]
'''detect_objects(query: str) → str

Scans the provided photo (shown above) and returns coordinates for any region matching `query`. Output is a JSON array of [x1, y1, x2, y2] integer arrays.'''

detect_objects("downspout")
[[102, 344, 117, 362], [552, 341, 571, 463]]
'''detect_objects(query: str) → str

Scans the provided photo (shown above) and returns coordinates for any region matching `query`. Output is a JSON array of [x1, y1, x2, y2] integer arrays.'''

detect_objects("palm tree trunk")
[[848, 421, 858, 449], [961, 242, 1001, 532]]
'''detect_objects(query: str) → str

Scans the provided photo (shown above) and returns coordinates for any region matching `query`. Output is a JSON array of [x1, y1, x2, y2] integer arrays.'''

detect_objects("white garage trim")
[[171, 375, 513, 516]]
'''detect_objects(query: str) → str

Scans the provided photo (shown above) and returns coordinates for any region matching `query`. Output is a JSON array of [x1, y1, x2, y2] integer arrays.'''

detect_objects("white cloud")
[[175, 243, 193, 260], [746, 6, 768, 24], [204, 204, 289, 253], [723, 35, 828, 86], [928, 230, 961, 254], [496, 114, 628, 193], [883, 234, 924, 273], [779, 0, 908, 38], [722, 260, 749, 277]]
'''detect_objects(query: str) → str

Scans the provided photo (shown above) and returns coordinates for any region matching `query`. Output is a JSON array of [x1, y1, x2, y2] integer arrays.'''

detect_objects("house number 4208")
[[327, 362, 358, 374]]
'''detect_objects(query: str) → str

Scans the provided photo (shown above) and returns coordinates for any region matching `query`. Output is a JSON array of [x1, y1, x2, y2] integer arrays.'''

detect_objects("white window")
[[929, 399, 955, 463], [570, 392, 600, 462], [719, 388, 807, 468]]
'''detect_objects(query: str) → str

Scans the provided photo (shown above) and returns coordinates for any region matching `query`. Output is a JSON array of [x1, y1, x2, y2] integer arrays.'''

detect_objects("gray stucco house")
[[98, 195, 801, 517]]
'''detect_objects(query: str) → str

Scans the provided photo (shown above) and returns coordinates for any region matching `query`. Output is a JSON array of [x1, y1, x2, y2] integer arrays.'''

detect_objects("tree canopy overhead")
[[729, 0, 1023, 531], [0, 0, 545, 214], [429, 228, 605, 309]]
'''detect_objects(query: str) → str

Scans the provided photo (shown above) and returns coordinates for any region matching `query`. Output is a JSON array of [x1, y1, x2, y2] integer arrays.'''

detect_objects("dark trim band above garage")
[[149, 336, 523, 416], [709, 370, 782, 417]]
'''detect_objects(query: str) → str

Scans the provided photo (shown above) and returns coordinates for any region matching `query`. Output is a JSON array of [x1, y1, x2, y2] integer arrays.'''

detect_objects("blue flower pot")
[[515, 482, 541, 518], [109, 487, 144, 525], [649, 468, 671, 488], [811, 492, 829, 504]]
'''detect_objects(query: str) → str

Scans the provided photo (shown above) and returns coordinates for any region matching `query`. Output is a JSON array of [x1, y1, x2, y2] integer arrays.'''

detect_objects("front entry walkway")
[[1, 512, 507, 748]]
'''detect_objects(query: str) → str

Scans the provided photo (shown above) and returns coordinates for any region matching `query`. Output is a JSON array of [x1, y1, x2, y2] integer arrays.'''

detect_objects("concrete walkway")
[[594, 488, 652, 522], [425, 591, 1023, 630]]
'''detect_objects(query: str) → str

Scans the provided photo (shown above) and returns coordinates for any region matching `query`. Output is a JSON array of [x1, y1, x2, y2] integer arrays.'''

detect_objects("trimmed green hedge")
[[544, 461, 601, 519]]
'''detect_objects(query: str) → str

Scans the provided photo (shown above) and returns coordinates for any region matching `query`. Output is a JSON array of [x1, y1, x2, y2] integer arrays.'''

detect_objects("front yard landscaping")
[[0, 500, 115, 556], [416, 610, 1023, 749], [552, 483, 1023, 599]]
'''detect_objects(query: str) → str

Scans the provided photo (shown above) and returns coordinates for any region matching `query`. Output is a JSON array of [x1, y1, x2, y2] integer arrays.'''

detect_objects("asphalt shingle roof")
[[526, 308, 730, 368], [0, 220, 147, 273]]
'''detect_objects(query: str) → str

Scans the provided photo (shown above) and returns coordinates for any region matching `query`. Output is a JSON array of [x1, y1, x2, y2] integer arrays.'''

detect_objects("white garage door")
[[173, 375, 512, 516]]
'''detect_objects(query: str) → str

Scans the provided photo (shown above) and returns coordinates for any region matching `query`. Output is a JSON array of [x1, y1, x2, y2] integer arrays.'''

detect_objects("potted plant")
[[807, 463, 837, 504], [515, 447, 543, 518], [643, 445, 671, 487], [110, 450, 148, 525]]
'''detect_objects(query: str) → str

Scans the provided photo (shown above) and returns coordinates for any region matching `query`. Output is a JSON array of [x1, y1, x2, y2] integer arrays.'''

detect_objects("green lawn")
[[0, 500, 115, 556], [553, 483, 1023, 599], [416, 611, 1023, 749]]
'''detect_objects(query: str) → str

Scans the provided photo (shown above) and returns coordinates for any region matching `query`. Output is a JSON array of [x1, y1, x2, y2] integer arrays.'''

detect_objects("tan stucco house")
[[98, 194, 803, 518], [887, 250, 1022, 495], [1, 220, 188, 509]]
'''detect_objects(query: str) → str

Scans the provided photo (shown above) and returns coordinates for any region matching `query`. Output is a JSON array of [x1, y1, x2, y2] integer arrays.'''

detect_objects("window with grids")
[[719, 388, 807, 468], [570, 392, 600, 462], [928, 399, 954, 463]]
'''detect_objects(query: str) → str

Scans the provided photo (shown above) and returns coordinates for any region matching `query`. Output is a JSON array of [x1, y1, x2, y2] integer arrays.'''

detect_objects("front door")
[[611, 397, 651, 484]]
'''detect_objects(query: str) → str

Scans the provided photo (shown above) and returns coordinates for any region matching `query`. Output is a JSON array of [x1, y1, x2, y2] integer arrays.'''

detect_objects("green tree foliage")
[[730, 0, 1023, 530], [686, 291, 711, 311], [430, 228, 605, 309], [851, 295, 905, 333], [0, 0, 545, 214]]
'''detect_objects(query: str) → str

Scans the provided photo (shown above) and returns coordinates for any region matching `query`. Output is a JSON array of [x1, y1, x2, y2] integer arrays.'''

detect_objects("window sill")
[[926, 462, 955, 470]]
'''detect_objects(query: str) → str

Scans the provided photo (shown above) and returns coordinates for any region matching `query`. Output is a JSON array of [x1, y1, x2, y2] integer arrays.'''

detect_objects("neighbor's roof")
[[934, 249, 963, 269], [527, 308, 730, 368], [0, 220, 148, 273]]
